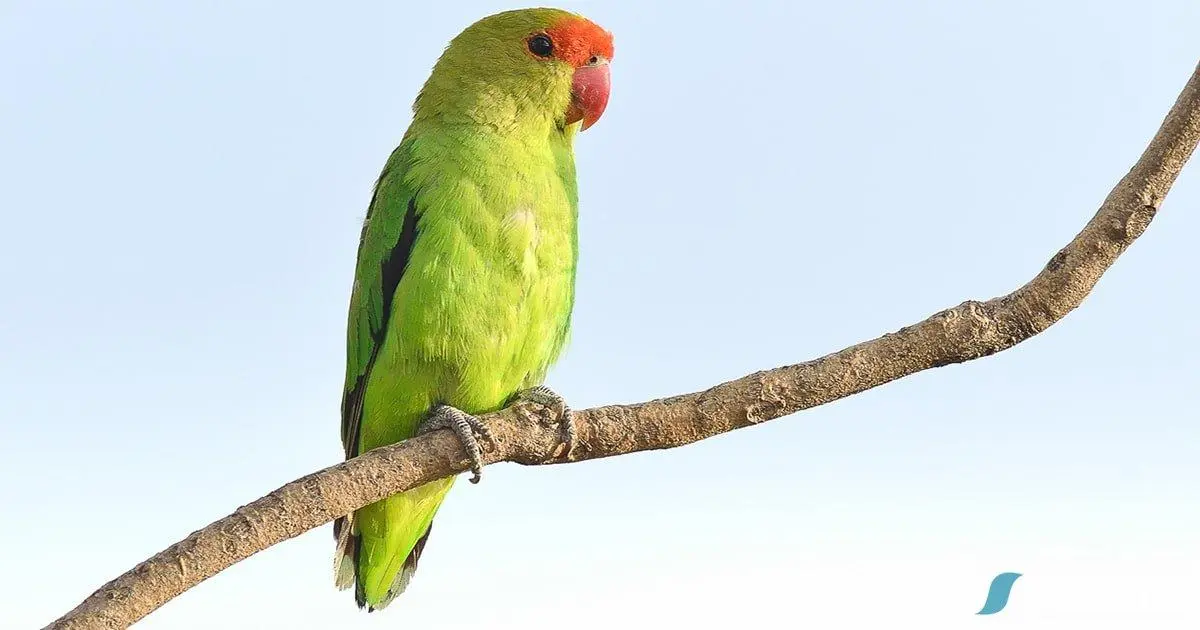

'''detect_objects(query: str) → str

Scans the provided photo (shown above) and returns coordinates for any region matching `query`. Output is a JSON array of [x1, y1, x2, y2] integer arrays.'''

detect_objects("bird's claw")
[[512, 385, 576, 459], [418, 404, 493, 483]]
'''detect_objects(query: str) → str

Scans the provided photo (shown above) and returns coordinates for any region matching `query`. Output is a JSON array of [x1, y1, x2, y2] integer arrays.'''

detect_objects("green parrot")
[[333, 8, 613, 611]]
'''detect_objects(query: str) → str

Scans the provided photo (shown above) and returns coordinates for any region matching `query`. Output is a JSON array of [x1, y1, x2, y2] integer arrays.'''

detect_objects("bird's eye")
[[528, 34, 553, 58]]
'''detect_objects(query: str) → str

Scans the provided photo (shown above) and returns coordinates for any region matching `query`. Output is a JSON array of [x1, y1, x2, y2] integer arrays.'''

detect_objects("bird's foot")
[[417, 404, 493, 484], [511, 385, 576, 459]]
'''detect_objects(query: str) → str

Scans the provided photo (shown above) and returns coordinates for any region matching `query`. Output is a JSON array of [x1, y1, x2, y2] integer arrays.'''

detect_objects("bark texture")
[[46, 61, 1200, 629]]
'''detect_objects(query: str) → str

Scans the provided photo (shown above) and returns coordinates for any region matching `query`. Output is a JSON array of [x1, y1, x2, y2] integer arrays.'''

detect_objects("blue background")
[[2, 1, 1198, 627]]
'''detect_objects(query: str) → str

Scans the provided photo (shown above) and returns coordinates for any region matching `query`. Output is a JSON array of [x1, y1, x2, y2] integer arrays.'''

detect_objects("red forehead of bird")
[[544, 17, 614, 67]]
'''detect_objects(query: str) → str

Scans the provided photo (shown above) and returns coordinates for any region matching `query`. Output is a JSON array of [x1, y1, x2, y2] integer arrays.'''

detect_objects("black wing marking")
[[340, 194, 420, 460]]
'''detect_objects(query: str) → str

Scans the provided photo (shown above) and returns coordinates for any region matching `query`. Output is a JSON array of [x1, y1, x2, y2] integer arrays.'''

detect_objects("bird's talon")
[[511, 385, 577, 459], [418, 404, 490, 483]]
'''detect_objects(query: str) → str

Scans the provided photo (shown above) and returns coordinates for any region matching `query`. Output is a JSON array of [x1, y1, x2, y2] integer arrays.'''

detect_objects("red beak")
[[566, 60, 611, 131]]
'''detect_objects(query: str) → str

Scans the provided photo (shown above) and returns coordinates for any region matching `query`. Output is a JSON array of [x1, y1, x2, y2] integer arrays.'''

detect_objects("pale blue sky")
[[2, 1, 1199, 628]]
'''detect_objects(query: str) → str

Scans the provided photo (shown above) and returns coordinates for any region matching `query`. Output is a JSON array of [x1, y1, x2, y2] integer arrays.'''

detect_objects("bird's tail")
[[332, 515, 358, 592], [332, 476, 455, 611]]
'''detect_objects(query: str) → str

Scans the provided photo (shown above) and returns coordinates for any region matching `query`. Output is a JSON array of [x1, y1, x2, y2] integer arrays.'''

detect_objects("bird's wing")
[[340, 145, 420, 460]]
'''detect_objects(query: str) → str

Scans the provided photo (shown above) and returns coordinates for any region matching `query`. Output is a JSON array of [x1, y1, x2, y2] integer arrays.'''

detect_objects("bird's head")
[[414, 8, 614, 133]]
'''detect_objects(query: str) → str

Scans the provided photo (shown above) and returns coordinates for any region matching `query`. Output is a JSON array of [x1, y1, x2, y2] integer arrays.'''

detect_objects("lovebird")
[[333, 8, 613, 611]]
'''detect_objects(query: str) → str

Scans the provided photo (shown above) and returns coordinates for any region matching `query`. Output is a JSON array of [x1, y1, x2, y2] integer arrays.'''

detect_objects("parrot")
[[332, 8, 613, 611]]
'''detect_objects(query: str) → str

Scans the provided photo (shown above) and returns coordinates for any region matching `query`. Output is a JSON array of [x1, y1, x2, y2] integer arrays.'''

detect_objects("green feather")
[[336, 8, 590, 610]]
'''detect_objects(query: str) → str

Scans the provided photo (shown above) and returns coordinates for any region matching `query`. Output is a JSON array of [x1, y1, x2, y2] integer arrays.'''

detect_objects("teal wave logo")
[[977, 572, 1022, 615]]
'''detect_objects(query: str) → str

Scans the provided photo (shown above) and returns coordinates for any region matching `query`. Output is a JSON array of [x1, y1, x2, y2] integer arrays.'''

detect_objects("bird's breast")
[[499, 206, 541, 280]]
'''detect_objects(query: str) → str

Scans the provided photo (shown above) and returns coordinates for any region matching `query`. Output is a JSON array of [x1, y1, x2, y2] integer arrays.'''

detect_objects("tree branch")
[[47, 61, 1200, 630]]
